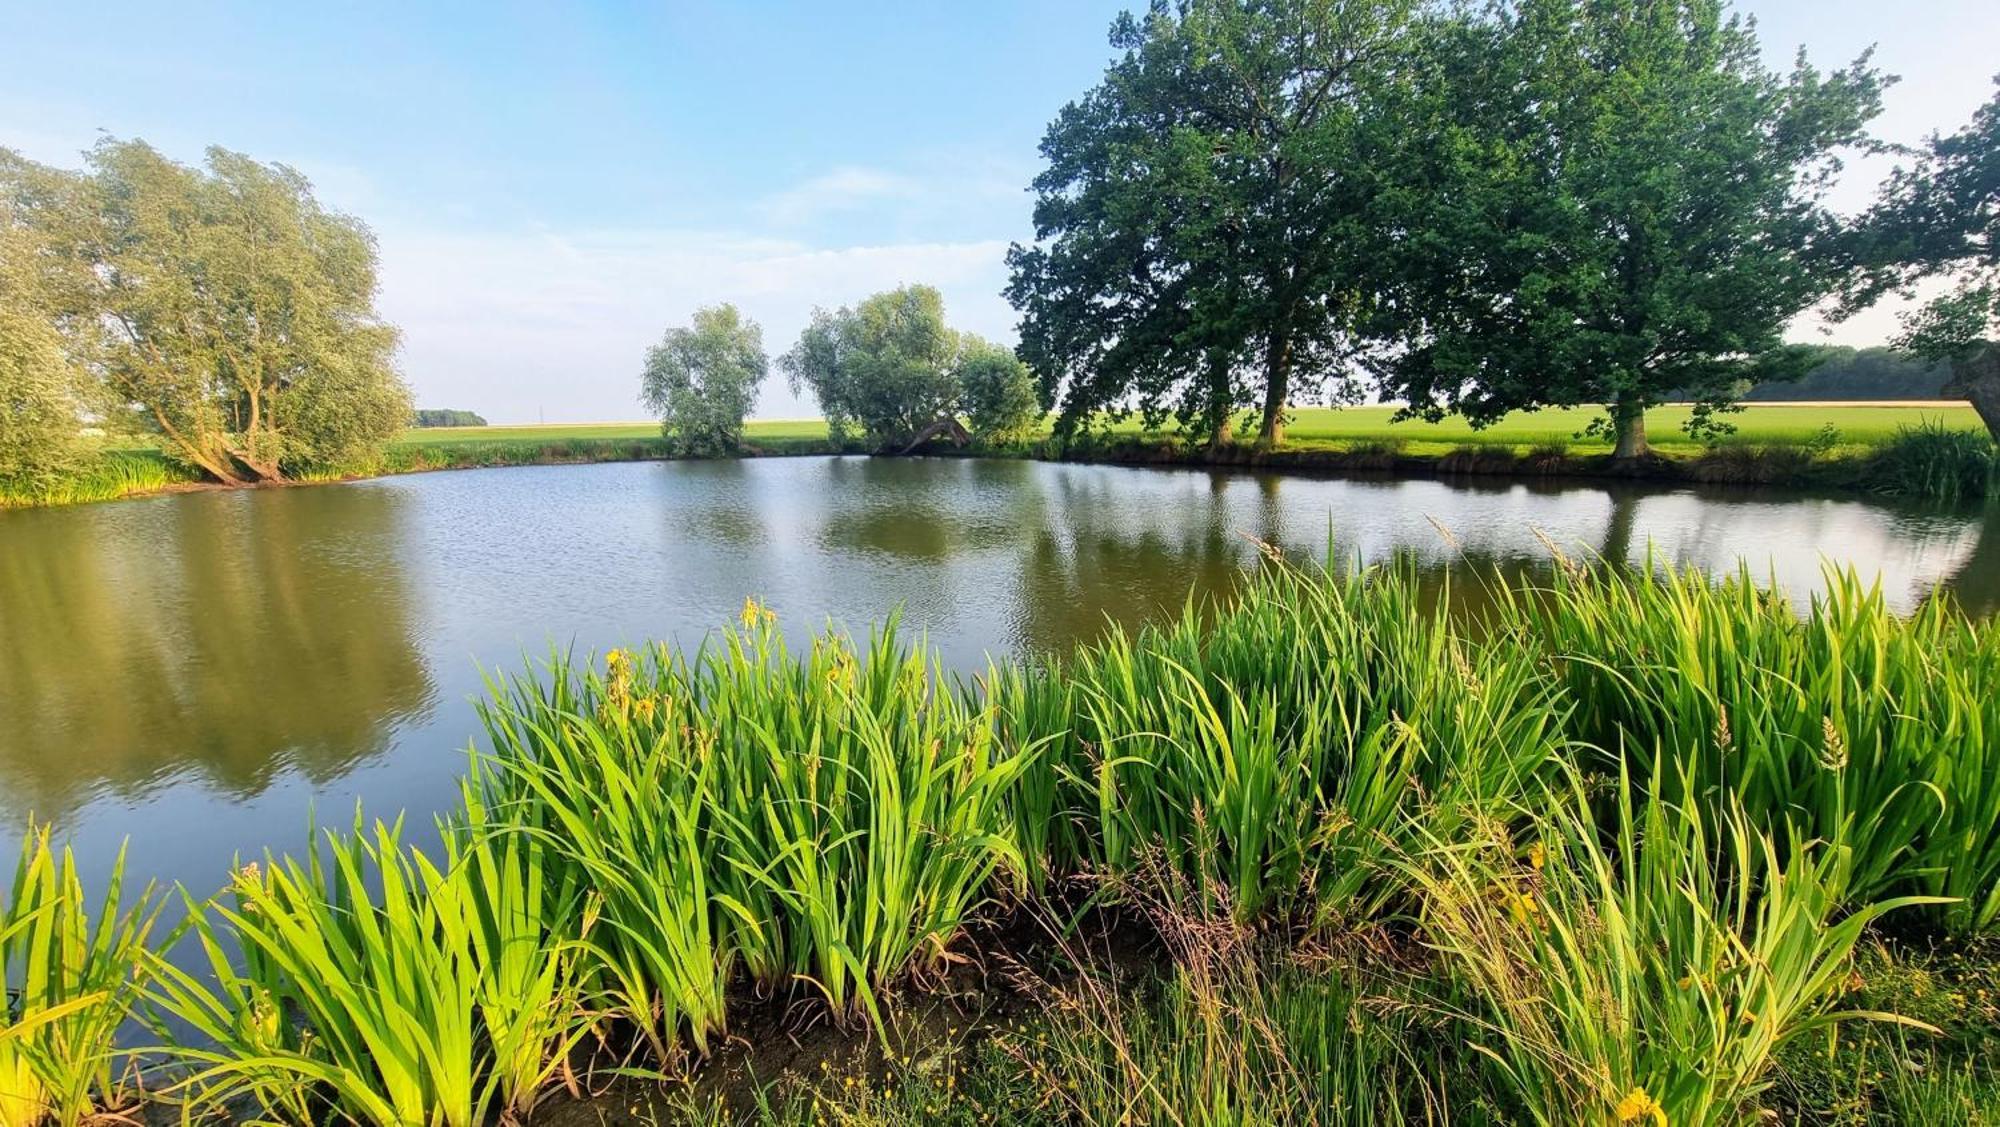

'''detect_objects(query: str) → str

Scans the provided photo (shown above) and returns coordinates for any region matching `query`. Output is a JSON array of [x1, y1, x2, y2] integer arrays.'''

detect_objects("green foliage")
[[1409, 763, 1939, 1127], [1868, 419, 1998, 501], [955, 336, 1038, 443], [147, 816, 588, 1127], [1849, 79, 2000, 366], [782, 285, 970, 450], [410, 409, 489, 428], [474, 614, 1033, 1054], [1, 830, 158, 1127], [0, 139, 410, 485], [1505, 559, 2000, 933], [1006, 562, 1561, 925], [1364, 0, 1885, 457], [641, 304, 770, 456], [1009, 0, 1409, 448]]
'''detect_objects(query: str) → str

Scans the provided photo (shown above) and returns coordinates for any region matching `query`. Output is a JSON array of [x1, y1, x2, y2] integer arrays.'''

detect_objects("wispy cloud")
[[757, 165, 926, 225]]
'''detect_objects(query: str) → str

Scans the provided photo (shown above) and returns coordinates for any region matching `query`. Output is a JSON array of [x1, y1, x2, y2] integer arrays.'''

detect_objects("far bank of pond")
[[1, 454, 1995, 900], [6, 401, 1991, 510]]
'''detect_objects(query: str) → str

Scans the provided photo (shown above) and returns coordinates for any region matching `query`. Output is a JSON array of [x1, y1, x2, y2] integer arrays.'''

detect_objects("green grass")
[[7, 557, 2000, 1124], [6, 404, 1991, 510]]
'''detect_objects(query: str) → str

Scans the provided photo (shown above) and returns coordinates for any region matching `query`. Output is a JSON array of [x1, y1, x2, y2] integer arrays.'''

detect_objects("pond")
[[2, 455, 1994, 896]]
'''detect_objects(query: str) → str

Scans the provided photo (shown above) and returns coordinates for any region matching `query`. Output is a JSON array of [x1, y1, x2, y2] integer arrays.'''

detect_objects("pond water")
[[2, 455, 1994, 896]]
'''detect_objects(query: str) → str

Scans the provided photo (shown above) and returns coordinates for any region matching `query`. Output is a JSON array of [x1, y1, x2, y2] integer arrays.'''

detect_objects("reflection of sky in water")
[[0, 456, 1991, 896]]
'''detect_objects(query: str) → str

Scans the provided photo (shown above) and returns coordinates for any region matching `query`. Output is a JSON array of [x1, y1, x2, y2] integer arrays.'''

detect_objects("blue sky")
[[3, 1, 1996, 423]]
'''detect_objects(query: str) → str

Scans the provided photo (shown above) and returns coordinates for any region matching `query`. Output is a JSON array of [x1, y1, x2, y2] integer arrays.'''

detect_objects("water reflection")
[[0, 486, 433, 825], [0, 456, 1990, 896]]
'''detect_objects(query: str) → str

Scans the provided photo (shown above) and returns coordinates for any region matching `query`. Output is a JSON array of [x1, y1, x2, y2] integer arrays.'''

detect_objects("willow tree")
[[640, 303, 769, 456], [1367, 0, 1885, 459], [1846, 80, 2000, 440], [9, 139, 409, 484], [781, 285, 966, 450], [0, 153, 98, 494], [1009, 0, 1412, 450]]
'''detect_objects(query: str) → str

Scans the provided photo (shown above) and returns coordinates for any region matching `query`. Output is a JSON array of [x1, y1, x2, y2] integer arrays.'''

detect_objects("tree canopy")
[[0, 155, 98, 495], [782, 285, 996, 451], [956, 335, 1040, 443], [412, 409, 488, 428], [1009, 0, 1413, 451], [0, 139, 410, 485], [1362, 0, 1886, 458], [1846, 79, 2000, 439], [640, 304, 769, 456], [1010, 0, 1891, 460]]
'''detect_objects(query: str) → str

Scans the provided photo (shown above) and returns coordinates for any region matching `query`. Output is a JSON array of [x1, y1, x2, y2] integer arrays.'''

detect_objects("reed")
[[472, 609, 1035, 1060], [1504, 557, 2000, 932], [1407, 759, 1943, 1127], [0, 830, 158, 1127], [1007, 561, 1563, 926], [146, 815, 587, 1126]]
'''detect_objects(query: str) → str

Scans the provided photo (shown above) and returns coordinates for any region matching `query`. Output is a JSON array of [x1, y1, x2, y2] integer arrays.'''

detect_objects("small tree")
[[956, 337, 1039, 444], [781, 285, 963, 450], [1847, 80, 2000, 441], [640, 304, 769, 456]]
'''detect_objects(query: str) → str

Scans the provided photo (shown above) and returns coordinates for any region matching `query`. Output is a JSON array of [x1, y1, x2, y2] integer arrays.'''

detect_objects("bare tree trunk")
[[1258, 324, 1293, 449], [1945, 344, 2000, 445], [1611, 393, 1649, 460], [1205, 350, 1233, 458]]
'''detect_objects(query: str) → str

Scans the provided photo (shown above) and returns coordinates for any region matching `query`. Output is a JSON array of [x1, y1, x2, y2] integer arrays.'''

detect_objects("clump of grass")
[[1, 829, 159, 1127], [1868, 419, 1997, 501], [475, 609, 1035, 1061], [1408, 760, 1943, 1127], [1011, 561, 1562, 926], [1502, 557, 2000, 934], [146, 815, 588, 1126], [0, 451, 191, 509]]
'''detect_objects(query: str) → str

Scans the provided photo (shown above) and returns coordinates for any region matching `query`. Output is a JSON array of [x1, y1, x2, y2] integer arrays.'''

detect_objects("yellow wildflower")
[[740, 596, 777, 629], [1528, 842, 1546, 871], [1615, 1086, 1667, 1125]]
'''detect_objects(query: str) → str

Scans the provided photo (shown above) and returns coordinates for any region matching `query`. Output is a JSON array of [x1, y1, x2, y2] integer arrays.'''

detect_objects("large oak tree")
[[1009, 0, 1416, 451], [1368, 0, 1886, 458]]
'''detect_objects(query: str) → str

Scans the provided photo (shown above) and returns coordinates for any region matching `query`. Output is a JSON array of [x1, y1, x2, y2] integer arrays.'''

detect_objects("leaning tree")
[[1845, 79, 2000, 441]]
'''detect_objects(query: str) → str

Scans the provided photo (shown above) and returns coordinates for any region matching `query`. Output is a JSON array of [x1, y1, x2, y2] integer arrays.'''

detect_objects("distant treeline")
[[411, 409, 489, 428], [1745, 347, 1951, 401]]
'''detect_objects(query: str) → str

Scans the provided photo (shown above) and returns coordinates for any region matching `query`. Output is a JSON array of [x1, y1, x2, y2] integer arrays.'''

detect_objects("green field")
[[398, 403, 1984, 456]]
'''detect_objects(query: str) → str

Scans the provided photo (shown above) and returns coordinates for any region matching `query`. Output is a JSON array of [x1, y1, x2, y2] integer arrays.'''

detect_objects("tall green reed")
[[1407, 759, 1943, 1127], [1505, 557, 2000, 932], [0, 830, 157, 1127], [474, 606, 1036, 1061], [1004, 560, 1564, 926], [147, 815, 586, 1127]]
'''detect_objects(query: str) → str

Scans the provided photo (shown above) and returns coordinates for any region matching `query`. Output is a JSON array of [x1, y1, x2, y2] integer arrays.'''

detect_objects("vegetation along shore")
[[5, 556, 2000, 1124], [4, 402, 1994, 512]]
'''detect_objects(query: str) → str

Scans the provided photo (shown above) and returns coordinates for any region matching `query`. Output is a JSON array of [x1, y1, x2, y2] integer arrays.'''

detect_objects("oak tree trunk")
[[1258, 327, 1292, 449], [1611, 394, 1650, 460], [1945, 345, 2000, 445]]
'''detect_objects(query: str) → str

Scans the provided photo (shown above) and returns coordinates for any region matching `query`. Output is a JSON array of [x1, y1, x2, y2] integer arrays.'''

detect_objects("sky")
[[3, 1, 1996, 424]]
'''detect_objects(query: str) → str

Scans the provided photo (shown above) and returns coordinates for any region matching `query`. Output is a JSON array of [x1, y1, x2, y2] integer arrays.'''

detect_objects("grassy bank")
[[4, 404, 1991, 512], [5, 556, 1999, 1124]]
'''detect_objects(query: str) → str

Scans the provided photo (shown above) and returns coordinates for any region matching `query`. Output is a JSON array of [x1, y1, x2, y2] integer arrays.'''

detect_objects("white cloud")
[[376, 225, 1017, 423], [757, 166, 925, 226]]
